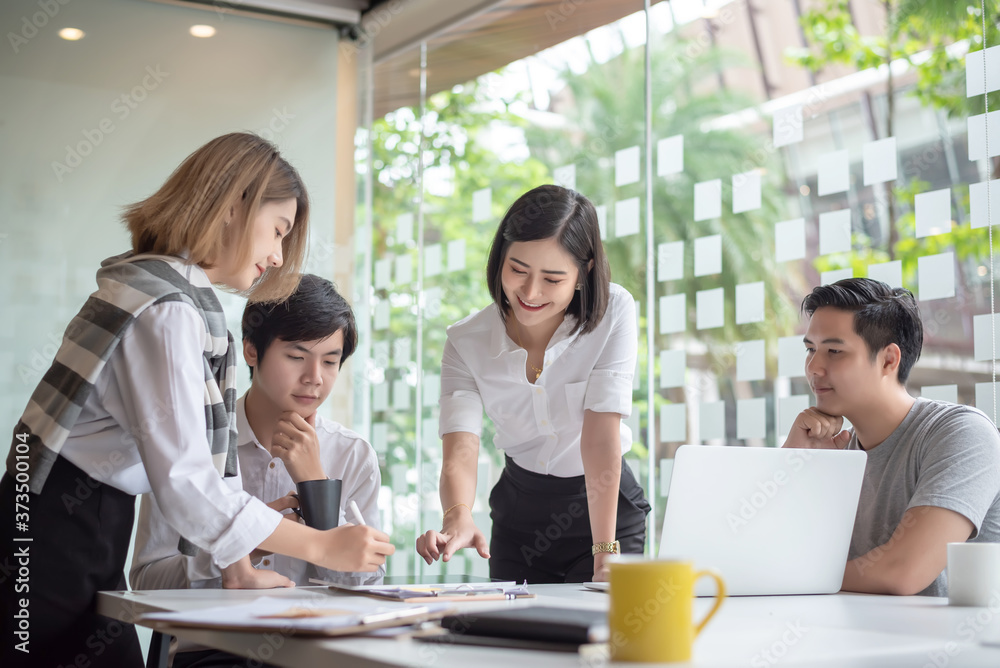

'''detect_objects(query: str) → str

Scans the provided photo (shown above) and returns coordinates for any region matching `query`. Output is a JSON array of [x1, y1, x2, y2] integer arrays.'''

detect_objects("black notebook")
[[439, 606, 609, 645]]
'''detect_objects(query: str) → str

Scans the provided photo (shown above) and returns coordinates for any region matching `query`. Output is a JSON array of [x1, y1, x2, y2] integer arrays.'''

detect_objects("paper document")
[[142, 596, 453, 636], [314, 579, 535, 602]]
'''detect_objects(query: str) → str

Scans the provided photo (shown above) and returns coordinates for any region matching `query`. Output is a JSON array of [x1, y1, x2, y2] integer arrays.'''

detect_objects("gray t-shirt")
[[847, 397, 1000, 597]]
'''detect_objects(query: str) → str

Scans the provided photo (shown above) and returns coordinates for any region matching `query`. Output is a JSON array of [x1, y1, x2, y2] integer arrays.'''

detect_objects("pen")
[[349, 500, 366, 526]]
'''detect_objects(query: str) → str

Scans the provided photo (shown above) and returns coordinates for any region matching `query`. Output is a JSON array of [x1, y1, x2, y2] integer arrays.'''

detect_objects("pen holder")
[[295, 478, 342, 530]]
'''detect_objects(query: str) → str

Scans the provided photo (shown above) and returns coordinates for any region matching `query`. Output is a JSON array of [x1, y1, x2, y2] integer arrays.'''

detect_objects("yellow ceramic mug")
[[608, 559, 726, 663]]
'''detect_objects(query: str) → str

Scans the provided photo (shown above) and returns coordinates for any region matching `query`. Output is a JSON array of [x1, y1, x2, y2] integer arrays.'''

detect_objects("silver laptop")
[[657, 445, 867, 596]]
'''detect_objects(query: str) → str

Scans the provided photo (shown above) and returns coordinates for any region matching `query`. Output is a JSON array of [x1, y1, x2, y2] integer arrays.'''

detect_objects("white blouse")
[[439, 282, 637, 477], [130, 395, 385, 589], [57, 289, 280, 571]]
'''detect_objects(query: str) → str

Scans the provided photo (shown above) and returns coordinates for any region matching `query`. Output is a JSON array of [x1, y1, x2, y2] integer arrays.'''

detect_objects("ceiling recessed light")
[[190, 25, 216, 38], [58, 28, 85, 41]]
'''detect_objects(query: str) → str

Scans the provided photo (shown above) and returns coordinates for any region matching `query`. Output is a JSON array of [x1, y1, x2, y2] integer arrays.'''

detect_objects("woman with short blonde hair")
[[1, 133, 394, 668]]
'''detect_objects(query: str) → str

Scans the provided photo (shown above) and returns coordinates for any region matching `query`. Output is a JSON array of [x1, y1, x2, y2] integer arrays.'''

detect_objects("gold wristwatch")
[[592, 540, 621, 556]]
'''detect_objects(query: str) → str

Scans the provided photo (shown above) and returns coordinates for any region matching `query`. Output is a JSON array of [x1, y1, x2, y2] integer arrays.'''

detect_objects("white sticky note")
[[868, 260, 903, 288], [659, 294, 686, 334], [922, 385, 958, 404], [818, 150, 849, 196], [970, 181, 1000, 229], [696, 288, 724, 330], [733, 170, 762, 214], [423, 373, 441, 407], [700, 401, 726, 442], [778, 335, 806, 378], [821, 268, 853, 285], [659, 459, 674, 497], [392, 379, 410, 411], [374, 258, 392, 289], [421, 420, 438, 450], [554, 164, 576, 190], [863, 137, 897, 185], [657, 241, 684, 282], [736, 339, 765, 382], [968, 46, 1000, 97], [371, 422, 388, 453], [968, 112, 1000, 161], [615, 145, 641, 187], [775, 218, 806, 262], [694, 234, 722, 277], [737, 398, 767, 440], [615, 197, 641, 238], [395, 254, 413, 285], [624, 413, 639, 446], [694, 179, 722, 221], [773, 105, 803, 148], [424, 244, 442, 278], [372, 341, 390, 369], [974, 313, 1000, 361], [777, 395, 810, 437], [396, 213, 414, 244], [390, 463, 408, 495], [735, 282, 765, 325], [374, 301, 390, 330], [393, 337, 412, 365], [660, 404, 687, 442], [918, 252, 955, 301], [976, 382, 1000, 425], [660, 349, 686, 389], [423, 287, 442, 319], [657, 135, 684, 176], [447, 239, 466, 273], [372, 382, 388, 412], [472, 187, 492, 223], [915, 188, 952, 238], [596, 205, 608, 240], [819, 209, 852, 255]]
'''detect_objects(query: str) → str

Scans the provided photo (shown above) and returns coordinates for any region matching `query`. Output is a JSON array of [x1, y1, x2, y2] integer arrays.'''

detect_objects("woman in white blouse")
[[416, 184, 649, 583]]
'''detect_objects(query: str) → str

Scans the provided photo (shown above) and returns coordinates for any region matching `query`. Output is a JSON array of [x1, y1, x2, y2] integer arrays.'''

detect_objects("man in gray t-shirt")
[[845, 398, 1000, 596], [783, 278, 1000, 597]]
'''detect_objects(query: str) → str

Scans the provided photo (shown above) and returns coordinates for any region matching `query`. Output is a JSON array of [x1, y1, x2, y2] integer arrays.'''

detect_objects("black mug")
[[295, 478, 342, 530]]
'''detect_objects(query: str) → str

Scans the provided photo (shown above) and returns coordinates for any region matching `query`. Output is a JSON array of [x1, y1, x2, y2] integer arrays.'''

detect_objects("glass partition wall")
[[355, 0, 1000, 573]]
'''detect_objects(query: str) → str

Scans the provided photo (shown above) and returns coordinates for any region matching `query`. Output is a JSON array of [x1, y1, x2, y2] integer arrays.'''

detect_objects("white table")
[[97, 585, 1000, 667]]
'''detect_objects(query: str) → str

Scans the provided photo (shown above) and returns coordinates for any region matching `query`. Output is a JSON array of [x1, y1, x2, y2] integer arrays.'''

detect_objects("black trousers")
[[489, 455, 650, 584], [0, 455, 143, 668]]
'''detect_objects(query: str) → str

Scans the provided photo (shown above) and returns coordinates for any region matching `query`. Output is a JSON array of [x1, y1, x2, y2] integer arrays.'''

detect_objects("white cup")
[[948, 542, 1000, 607]]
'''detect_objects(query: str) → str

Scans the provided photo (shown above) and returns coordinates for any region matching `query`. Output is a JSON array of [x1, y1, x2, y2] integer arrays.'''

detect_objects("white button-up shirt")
[[58, 292, 280, 571], [130, 394, 385, 589], [440, 282, 636, 477]]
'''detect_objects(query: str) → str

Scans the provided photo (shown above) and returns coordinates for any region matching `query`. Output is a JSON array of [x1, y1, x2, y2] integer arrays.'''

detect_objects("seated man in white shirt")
[[131, 274, 384, 665], [783, 278, 1000, 596]]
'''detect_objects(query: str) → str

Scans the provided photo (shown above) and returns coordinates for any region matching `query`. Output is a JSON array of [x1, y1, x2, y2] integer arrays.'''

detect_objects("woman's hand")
[[416, 507, 490, 564], [593, 552, 613, 582], [313, 524, 396, 572]]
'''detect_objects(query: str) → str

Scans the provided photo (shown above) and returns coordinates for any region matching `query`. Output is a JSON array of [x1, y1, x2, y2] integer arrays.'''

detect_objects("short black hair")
[[485, 184, 610, 335], [242, 274, 357, 378], [801, 278, 923, 384]]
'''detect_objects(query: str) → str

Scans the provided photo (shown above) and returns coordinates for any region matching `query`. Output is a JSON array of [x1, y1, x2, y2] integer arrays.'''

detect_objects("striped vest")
[[7, 252, 239, 504]]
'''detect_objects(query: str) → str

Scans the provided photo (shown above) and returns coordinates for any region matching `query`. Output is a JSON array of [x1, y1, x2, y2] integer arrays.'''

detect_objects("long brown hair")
[[122, 133, 309, 302]]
